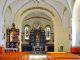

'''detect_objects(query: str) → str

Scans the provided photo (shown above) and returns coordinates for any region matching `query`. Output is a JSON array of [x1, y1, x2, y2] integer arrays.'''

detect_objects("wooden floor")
[[0, 52, 80, 60]]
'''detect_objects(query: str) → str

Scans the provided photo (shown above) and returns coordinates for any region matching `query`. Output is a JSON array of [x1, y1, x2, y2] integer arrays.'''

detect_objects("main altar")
[[29, 24, 46, 54], [22, 23, 54, 53]]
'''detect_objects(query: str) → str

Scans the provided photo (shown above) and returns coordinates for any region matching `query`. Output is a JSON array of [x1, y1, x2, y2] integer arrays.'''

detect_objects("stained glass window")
[[24, 25, 30, 40], [45, 25, 51, 40]]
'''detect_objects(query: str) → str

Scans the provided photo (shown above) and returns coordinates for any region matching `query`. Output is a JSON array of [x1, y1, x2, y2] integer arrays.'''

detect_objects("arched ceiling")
[[23, 11, 51, 21], [22, 11, 52, 28], [3, 0, 76, 15], [0, 0, 76, 28]]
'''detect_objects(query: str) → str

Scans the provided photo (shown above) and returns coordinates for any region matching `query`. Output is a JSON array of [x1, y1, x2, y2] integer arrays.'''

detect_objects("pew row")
[[47, 52, 80, 60], [0, 52, 30, 60]]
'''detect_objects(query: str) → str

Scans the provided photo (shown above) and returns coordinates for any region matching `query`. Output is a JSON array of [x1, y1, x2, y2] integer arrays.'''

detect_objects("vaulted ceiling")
[[0, 0, 76, 28]]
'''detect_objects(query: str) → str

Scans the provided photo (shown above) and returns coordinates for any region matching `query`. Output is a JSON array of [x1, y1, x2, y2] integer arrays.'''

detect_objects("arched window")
[[45, 25, 51, 40], [24, 25, 30, 40]]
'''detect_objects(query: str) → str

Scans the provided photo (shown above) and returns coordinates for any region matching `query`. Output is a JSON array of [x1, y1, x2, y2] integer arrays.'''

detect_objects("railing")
[[5, 48, 18, 52]]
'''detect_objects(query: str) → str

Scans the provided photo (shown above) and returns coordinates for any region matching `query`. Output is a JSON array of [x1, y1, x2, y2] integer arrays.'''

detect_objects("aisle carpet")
[[29, 54, 47, 60]]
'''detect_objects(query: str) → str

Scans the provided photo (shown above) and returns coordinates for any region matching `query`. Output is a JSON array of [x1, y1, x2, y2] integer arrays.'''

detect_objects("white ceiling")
[[0, 0, 76, 28]]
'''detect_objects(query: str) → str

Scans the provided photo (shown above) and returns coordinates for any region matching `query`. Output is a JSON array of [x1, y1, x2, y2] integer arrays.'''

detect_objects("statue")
[[35, 32, 40, 41], [34, 23, 40, 30], [10, 23, 17, 42]]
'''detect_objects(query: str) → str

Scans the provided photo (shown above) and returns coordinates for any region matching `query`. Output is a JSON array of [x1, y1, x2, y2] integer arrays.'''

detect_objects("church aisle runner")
[[29, 54, 47, 60]]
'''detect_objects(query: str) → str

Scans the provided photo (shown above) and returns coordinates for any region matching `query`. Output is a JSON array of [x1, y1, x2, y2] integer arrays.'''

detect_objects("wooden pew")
[[0, 52, 30, 60], [0, 47, 4, 53], [47, 52, 80, 60]]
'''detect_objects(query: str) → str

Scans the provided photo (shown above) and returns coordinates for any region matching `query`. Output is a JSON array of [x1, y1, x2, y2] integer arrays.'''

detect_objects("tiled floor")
[[29, 54, 47, 60]]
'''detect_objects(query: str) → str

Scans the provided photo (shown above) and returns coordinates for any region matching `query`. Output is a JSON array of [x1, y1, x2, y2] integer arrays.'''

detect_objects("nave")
[[1, 0, 80, 60]]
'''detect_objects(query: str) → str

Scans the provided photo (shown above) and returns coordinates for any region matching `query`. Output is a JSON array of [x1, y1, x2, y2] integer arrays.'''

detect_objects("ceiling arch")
[[23, 11, 51, 21], [3, 0, 72, 16], [14, 7, 57, 26], [2, 0, 32, 16], [3, 0, 73, 28], [13, 2, 63, 25]]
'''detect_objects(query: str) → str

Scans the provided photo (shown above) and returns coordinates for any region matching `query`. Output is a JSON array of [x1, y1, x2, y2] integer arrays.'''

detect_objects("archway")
[[21, 11, 54, 53]]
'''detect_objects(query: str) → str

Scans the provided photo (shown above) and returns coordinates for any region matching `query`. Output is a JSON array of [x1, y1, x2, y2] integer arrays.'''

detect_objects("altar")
[[29, 24, 46, 54], [22, 23, 54, 53]]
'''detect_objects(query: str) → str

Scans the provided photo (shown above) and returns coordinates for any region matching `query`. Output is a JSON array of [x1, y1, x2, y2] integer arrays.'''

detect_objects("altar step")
[[29, 54, 47, 60]]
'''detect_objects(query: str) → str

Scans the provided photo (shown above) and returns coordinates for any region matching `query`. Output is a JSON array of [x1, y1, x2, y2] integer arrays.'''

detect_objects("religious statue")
[[35, 32, 40, 41], [34, 23, 41, 30], [10, 23, 18, 42], [10, 27, 16, 42]]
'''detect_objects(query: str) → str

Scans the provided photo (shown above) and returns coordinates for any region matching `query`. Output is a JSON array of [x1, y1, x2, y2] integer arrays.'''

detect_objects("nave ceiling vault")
[[2, 0, 73, 28]]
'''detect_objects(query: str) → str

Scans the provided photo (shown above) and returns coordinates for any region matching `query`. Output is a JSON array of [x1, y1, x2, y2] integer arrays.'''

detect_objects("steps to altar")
[[29, 54, 47, 60]]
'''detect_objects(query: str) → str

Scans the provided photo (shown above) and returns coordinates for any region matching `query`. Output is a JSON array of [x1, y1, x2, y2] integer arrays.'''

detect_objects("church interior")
[[0, 0, 80, 60]]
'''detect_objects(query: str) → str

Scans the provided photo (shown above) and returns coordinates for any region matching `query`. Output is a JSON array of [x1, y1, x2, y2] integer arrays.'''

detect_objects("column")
[[71, 0, 80, 53]]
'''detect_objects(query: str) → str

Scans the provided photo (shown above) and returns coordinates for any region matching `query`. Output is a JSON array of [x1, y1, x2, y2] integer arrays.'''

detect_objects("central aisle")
[[29, 54, 47, 60]]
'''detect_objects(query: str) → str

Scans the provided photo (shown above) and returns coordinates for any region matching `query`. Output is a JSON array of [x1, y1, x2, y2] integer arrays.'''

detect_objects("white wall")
[[0, 0, 6, 47]]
